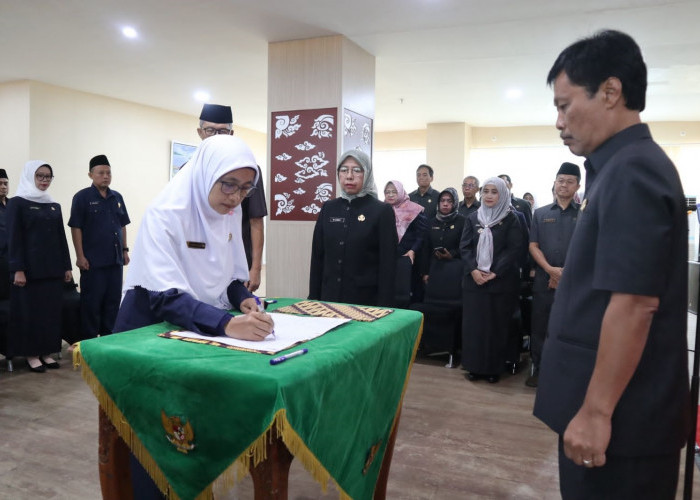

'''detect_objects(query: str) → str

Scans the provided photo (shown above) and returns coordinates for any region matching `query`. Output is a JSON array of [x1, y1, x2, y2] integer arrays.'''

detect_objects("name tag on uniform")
[[329, 217, 345, 223], [89, 201, 100, 206], [543, 218, 556, 223], [30, 206, 40, 210], [187, 241, 206, 249]]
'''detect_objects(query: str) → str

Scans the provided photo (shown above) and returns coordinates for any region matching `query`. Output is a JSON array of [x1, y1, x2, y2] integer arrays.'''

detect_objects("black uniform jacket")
[[309, 195, 397, 307], [8, 197, 71, 280], [422, 214, 465, 274], [460, 211, 523, 294]]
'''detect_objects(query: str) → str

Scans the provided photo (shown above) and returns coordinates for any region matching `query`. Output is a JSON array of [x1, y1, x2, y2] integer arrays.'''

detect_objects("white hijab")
[[15, 160, 56, 203], [124, 135, 259, 309], [475, 177, 511, 272]]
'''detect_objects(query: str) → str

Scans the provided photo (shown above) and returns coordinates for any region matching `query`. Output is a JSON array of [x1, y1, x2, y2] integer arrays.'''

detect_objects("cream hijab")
[[15, 160, 56, 203], [124, 135, 259, 309]]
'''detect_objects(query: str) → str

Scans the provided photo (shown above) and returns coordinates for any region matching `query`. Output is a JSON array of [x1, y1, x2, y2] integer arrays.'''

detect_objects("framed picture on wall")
[[170, 141, 197, 178]]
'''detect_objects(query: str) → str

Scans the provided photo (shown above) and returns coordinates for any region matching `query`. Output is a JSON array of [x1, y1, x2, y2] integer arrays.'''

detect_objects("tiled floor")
[[0, 313, 698, 499]]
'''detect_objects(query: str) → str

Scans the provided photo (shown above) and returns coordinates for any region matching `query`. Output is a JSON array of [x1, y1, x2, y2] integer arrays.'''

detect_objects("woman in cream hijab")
[[459, 177, 524, 383], [114, 135, 273, 340]]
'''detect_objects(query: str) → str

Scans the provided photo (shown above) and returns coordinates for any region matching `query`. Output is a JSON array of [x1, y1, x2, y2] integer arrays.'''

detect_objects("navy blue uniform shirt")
[[68, 185, 130, 268]]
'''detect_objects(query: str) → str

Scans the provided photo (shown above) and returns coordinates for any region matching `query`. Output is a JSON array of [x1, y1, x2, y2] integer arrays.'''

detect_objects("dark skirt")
[[461, 289, 518, 374], [5, 278, 64, 357]]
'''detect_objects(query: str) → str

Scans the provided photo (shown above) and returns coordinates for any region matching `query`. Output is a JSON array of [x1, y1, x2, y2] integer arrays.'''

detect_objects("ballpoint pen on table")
[[270, 348, 308, 365]]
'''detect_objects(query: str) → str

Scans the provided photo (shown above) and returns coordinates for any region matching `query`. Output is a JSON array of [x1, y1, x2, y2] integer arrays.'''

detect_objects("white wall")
[[1, 80, 266, 283]]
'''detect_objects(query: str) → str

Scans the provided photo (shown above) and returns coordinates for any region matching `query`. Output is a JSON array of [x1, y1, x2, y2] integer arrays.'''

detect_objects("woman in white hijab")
[[309, 149, 397, 306], [113, 135, 273, 340], [6, 161, 72, 372], [459, 177, 524, 383]]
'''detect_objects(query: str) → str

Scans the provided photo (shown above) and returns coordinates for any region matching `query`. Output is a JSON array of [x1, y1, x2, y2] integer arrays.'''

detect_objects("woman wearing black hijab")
[[422, 187, 465, 283]]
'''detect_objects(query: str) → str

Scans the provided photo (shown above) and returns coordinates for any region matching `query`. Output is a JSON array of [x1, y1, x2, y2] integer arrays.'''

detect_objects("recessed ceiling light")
[[505, 88, 523, 100], [194, 91, 211, 102], [122, 26, 138, 39]]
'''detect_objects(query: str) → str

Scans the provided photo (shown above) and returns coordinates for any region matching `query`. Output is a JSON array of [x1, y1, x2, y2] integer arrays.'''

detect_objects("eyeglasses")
[[35, 174, 54, 181], [218, 180, 256, 198], [384, 190, 398, 196], [338, 166, 364, 175], [462, 183, 477, 188], [202, 127, 233, 136]]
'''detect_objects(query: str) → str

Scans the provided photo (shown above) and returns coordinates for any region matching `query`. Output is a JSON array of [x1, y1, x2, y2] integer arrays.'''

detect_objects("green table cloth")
[[75, 298, 423, 500]]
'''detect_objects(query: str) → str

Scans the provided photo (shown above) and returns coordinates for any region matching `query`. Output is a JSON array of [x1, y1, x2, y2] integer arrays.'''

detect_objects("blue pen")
[[253, 296, 265, 312], [270, 348, 308, 365], [254, 296, 276, 338]]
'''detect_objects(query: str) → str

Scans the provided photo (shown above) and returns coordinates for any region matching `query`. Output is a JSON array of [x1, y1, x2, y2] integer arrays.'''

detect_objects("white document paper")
[[167, 312, 350, 354]]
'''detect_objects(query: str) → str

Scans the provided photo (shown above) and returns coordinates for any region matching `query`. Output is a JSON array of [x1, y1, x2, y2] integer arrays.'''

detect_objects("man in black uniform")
[[534, 30, 689, 499], [498, 174, 532, 229], [198, 103, 267, 293], [0, 169, 10, 299], [69, 155, 130, 338], [409, 164, 439, 220], [457, 175, 480, 218], [526, 162, 580, 387]]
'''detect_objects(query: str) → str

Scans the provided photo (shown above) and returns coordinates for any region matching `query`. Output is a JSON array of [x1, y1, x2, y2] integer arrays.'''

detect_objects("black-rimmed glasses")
[[219, 180, 256, 198], [202, 127, 233, 136], [35, 174, 54, 181]]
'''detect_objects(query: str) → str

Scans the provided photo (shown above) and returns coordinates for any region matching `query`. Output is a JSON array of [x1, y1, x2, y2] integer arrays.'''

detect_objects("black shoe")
[[466, 372, 480, 381], [486, 375, 500, 384], [40, 356, 60, 369], [525, 365, 539, 388], [28, 363, 46, 373]]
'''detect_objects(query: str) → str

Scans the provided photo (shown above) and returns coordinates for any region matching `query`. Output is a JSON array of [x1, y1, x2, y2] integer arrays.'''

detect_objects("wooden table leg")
[[374, 407, 401, 500], [99, 407, 133, 500], [248, 433, 294, 500]]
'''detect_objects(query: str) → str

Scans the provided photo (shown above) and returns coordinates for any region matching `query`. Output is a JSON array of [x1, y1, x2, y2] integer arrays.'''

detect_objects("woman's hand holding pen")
[[225, 313, 274, 341]]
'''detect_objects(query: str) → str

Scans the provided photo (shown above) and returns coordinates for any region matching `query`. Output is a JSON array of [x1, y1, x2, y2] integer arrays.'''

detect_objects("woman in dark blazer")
[[7, 161, 73, 372], [309, 150, 397, 307], [460, 177, 524, 383]]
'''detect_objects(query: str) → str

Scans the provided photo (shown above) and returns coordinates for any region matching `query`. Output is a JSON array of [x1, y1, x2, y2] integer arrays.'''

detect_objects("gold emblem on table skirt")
[[161, 410, 195, 453]]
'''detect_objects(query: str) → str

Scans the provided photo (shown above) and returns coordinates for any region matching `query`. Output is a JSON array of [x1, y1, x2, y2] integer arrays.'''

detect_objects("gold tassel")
[[71, 342, 82, 369]]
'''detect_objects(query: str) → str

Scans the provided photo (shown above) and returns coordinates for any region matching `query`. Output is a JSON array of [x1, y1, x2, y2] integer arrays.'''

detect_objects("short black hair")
[[498, 174, 511, 184], [547, 29, 646, 111], [416, 164, 434, 178]]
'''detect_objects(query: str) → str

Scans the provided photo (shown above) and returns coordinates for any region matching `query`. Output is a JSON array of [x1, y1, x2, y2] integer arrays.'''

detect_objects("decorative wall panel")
[[270, 108, 338, 221]]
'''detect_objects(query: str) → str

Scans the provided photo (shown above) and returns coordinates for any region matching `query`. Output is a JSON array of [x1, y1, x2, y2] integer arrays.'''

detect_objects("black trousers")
[[530, 288, 555, 368], [558, 437, 680, 500], [80, 265, 122, 337]]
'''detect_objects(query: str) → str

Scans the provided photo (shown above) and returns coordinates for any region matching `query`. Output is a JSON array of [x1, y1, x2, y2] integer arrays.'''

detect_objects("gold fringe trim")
[[207, 408, 351, 500], [77, 354, 186, 499], [75, 317, 424, 500]]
